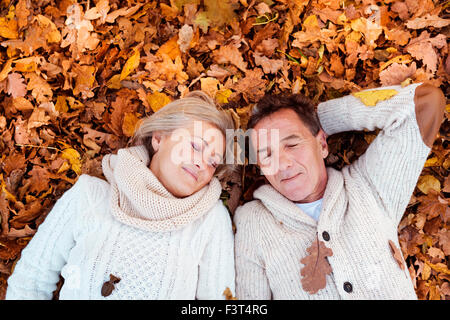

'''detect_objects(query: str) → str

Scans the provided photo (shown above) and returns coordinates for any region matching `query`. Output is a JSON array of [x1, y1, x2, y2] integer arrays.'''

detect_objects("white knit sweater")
[[6, 148, 235, 300], [234, 83, 430, 300]]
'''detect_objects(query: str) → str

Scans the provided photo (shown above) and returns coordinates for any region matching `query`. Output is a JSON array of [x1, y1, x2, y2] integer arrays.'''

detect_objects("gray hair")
[[131, 90, 239, 180]]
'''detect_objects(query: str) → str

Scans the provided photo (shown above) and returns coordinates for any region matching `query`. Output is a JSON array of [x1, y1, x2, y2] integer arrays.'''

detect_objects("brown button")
[[322, 231, 330, 241], [343, 282, 353, 293]]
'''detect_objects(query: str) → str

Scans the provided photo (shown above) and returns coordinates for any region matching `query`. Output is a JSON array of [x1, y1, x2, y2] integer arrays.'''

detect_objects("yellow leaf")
[[352, 89, 399, 106], [303, 15, 319, 32], [426, 261, 450, 275], [107, 74, 122, 89], [66, 97, 84, 110], [120, 48, 140, 81], [0, 6, 18, 39], [60, 148, 82, 175], [216, 89, 232, 104], [424, 157, 440, 167], [0, 59, 13, 81], [422, 263, 431, 280], [380, 54, 412, 72], [417, 175, 441, 194], [35, 14, 61, 43], [200, 77, 220, 99], [147, 91, 172, 113], [122, 112, 140, 137], [13, 57, 39, 72], [156, 35, 181, 60], [55, 96, 69, 113]]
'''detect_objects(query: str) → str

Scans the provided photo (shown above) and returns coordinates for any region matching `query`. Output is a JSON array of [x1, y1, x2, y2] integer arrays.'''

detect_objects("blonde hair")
[[131, 90, 239, 180]]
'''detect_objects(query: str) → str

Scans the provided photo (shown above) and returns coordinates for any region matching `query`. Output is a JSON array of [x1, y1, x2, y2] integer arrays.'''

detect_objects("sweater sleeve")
[[234, 203, 272, 300], [317, 83, 432, 225], [5, 175, 91, 300], [196, 201, 236, 300]]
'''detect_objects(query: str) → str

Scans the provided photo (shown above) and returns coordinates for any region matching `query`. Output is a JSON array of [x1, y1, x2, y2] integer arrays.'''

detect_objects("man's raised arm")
[[317, 83, 445, 225]]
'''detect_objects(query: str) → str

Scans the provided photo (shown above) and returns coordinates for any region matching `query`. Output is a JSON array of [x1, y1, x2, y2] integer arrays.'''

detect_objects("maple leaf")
[[300, 238, 333, 294]]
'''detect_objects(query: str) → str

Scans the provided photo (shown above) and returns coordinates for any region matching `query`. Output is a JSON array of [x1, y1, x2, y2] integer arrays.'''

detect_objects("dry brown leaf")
[[379, 62, 417, 86], [406, 14, 450, 29], [300, 238, 333, 294], [389, 240, 406, 270]]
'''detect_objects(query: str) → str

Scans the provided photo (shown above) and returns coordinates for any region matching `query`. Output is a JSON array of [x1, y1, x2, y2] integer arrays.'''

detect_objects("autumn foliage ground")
[[0, 0, 449, 300]]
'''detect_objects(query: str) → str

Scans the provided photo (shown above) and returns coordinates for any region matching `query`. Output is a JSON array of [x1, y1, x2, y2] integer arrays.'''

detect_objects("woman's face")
[[149, 121, 225, 198]]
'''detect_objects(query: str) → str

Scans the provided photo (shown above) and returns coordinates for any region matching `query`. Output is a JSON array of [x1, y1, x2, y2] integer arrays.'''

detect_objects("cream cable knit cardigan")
[[6, 146, 235, 299], [234, 83, 430, 300]]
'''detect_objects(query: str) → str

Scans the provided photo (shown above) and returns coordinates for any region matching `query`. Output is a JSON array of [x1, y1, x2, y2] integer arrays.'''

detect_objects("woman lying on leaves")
[[5, 91, 236, 300]]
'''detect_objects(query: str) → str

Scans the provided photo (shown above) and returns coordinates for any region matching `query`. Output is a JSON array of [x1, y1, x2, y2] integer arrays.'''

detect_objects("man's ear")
[[317, 129, 329, 158], [151, 131, 163, 153]]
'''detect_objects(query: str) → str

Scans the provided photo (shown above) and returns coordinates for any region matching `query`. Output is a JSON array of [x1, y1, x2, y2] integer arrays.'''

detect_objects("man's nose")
[[278, 151, 293, 171]]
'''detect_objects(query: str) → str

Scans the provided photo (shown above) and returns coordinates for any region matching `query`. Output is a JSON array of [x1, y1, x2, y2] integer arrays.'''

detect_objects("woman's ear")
[[151, 131, 163, 152]]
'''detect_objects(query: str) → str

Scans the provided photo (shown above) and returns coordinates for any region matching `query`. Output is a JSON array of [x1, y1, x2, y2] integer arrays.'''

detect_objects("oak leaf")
[[406, 31, 446, 74], [379, 62, 417, 86], [6, 73, 27, 98], [300, 238, 333, 294]]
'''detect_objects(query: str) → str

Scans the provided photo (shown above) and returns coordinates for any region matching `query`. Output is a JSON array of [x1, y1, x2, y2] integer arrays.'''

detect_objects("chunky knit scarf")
[[102, 145, 222, 232]]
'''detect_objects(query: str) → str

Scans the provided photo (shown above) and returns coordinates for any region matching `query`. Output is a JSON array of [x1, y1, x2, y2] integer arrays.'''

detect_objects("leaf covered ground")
[[0, 0, 449, 300]]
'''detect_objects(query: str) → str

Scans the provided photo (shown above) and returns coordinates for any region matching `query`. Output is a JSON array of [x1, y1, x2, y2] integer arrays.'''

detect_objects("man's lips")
[[182, 166, 198, 181], [281, 172, 301, 182]]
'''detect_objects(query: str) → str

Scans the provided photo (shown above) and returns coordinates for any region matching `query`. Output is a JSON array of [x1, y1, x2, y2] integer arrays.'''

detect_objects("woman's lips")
[[182, 166, 198, 181]]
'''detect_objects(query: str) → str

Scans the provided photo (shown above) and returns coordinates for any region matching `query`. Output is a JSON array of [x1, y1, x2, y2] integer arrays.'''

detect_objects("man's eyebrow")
[[281, 134, 303, 142]]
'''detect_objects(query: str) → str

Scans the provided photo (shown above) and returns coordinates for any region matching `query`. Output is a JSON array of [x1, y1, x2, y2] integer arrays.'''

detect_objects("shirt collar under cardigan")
[[252, 167, 348, 234]]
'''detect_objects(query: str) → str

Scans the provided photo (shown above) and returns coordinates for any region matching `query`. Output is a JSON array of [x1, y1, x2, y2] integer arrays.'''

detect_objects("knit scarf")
[[102, 145, 222, 232]]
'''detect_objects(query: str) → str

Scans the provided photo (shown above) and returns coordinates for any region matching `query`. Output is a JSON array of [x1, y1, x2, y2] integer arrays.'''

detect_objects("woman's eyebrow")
[[194, 135, 223, 159]]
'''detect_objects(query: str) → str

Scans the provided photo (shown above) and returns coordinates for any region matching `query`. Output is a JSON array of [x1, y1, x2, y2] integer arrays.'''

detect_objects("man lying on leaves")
[[234, 83, 445, 299], [6, 91, 236, 299]]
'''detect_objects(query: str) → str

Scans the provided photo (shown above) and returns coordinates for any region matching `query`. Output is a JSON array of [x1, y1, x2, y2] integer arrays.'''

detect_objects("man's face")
[[251, 108, 329, 203]]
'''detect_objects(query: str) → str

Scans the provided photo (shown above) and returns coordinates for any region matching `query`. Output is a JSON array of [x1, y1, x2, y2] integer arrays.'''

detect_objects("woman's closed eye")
[[191, 141, 202, 152]]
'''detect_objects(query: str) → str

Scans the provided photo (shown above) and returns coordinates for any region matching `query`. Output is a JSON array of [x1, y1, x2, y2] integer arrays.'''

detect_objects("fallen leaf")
[[120, 48, 140, 81], [379, 62, 417, 86], [389, 240, 406, 270], [6, 73, 27, 98], [147, 91, 172, 113], [406, 14, 450, 29], [300, 237, 333, 294], [417, 175, 441, 195], [352, 89, 399, 106]]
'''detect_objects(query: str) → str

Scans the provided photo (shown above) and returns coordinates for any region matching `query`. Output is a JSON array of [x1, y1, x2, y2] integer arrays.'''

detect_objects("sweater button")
[[343, 282, 353, 293], [322, 231, 330, 241]]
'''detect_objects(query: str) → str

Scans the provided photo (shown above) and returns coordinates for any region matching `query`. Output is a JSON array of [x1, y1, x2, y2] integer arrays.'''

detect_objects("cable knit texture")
[[234, 83, 431, 300], [102, 145, 223, 231], [6, 146, 235, 300]]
